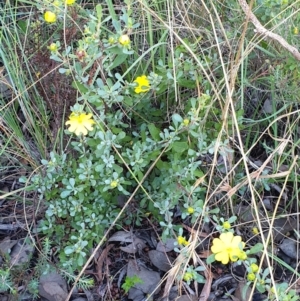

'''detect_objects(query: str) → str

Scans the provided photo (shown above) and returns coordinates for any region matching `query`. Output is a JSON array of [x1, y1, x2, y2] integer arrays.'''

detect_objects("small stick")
[[238, 0, 300, 61]]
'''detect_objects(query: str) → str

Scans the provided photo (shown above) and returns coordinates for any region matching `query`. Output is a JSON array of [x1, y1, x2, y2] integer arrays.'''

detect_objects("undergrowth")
[[0, 0, 300, 300]]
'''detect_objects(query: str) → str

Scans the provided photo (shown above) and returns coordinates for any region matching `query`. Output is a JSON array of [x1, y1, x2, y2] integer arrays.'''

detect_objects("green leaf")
[[206, 254, 215, 264], [177, 79, 197, 88], [109, 54, 128, 70], [17, 20, 28, 34], [156, 159, 168, 170], [242, 283, 251, 300], [151, 109, 163, 117], [148, 123, 160, 141], [193, 169, 204, 177], [72, 81, 88, 93], [209, 208, 220, 214], [96, 4, 102, 21], [172, 113, 183, 127], [19, 176, 27, 183], [141, 129, 146, 142], [60, 190, 71, 198], [123, 96, 134, 106], [59, 68, 68, 74], [113, 164, 123, 174], [106, 45, 122, 55], [121, 276, 143, 293], [137, 170, 143, 181], [148, 150, 161, 160], [117, 131, 126, 140], [171, 141, 188, 153], [77, 254, 84, 266], [107, 0, 118, 21], [64, 246, 74, 255], [247, 243, 263, 255], [69, 178, 75, 187]]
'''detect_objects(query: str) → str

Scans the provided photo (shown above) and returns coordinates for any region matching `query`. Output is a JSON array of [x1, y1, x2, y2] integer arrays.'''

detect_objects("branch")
[[238, 0, 300, 61]]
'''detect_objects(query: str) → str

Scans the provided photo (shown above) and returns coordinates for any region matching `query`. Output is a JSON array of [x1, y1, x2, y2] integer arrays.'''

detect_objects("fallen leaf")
[[108, 231, 135, 243], [156, 238, 176, 252], [0, 237, 17, 254], [127, 259, 161, 295], [96, 244, 114, 282], [198, 263, 212, 301], [148, 250, 174, 272], [39, 272, 68, 301], [234, 281, 251, 301], [10, 238, 34, 266], [120, 237, 146, 254]]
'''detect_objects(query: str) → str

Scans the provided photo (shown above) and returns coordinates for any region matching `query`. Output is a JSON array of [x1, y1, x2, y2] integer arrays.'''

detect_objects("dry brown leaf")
[[234, 281, 252, 301], [96, 244, 114, 282], [199, 264, 212, 301], [120, 237, 146, 254], [192, 173, 207, 191], [219, 183, 232, 192]]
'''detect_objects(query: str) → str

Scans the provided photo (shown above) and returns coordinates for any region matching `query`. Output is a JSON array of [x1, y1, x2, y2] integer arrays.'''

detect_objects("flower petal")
[[66, 122, 77, 133], [211, 238, 226, 254], [219, 232, 234, 247], [231, 235, 242, 248], [84, 122, 94, 131], [81, 113, 93, 121], [215, 251, 230, 264], [133, 75, 150, 94], [229, 248, 241, 262], [75, 125, 88, 136]]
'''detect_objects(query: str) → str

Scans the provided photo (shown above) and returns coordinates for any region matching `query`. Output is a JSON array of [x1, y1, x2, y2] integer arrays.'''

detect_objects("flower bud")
[[118, 34, 130, 46], [48, 43, 57, 52]]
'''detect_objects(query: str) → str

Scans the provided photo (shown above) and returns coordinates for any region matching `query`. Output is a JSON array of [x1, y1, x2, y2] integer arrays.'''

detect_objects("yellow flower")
[[293, 27, 299, 35], [252, 227, 259, 235], [66, 0, 76, 5], [187, 207, 194, 214], [65, 112, 95, 136], [247, 273, 256, 282], [44, 11, 57, 23], [110, 180, 118, 188], [250, 263, 259, 273], [183, 272, 193, 282], [48, 43, 57, 52], [177, 236, 189, 246], [183, 119, 190, 126], [211, 232, 245, 264], [133, 75, 150, 94], [118, 34, 130, 46], [222, 221, 231, 230]]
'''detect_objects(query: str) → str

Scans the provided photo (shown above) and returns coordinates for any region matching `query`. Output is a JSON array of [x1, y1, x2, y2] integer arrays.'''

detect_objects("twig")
[[238, 0, 300, 61], [0, 222, 25, 230]]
